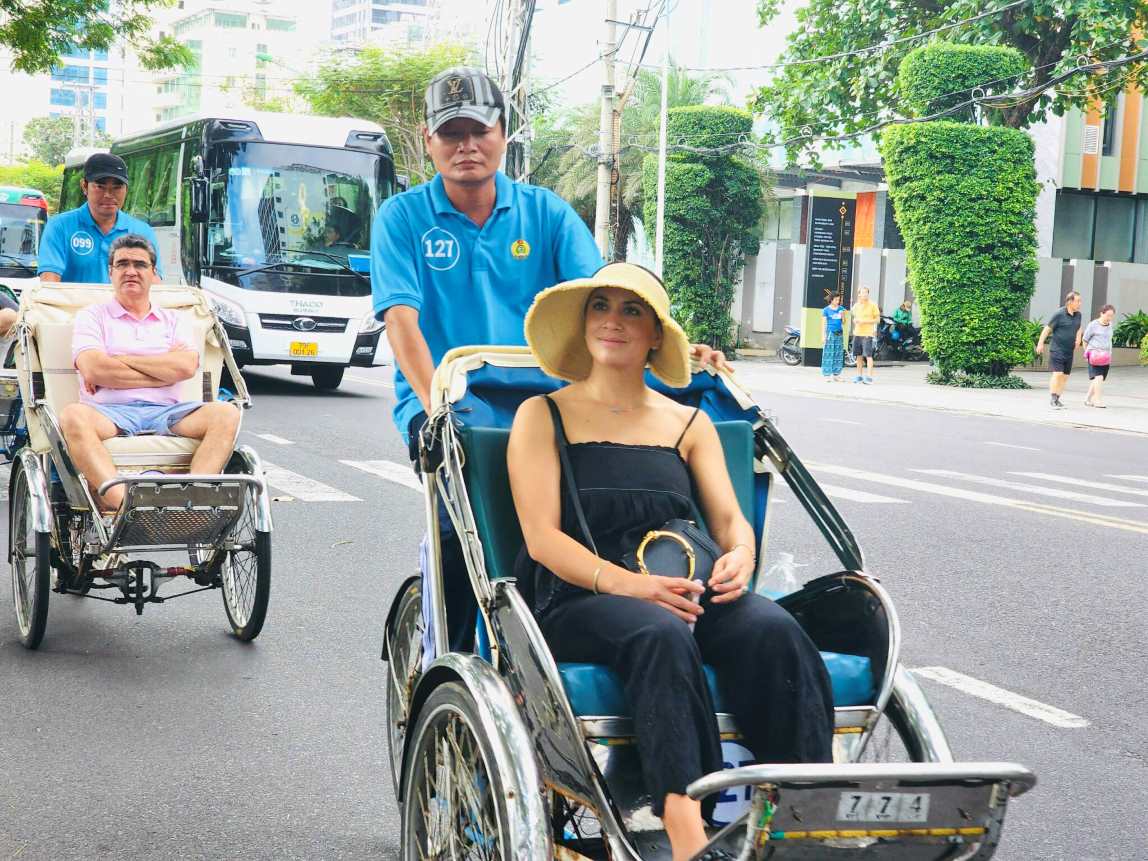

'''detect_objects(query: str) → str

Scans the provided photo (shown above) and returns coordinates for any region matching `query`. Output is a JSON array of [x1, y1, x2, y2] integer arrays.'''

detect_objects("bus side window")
[[150, 147, 179, 226], [125, 152, 156, 220]]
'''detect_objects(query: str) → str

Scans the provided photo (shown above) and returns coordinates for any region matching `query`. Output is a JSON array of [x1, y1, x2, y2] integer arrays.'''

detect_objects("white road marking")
[[820, 484, 908, 504], [822, 418, 862, 426], [1010, 472, 1148, 499], [912, 666, 1090, 729], [342, 459, 422, 492], [0, 461, 8, 500], [251, 432, 293, 445], [1105, 474, 1148, 484], [805, 462, 1148, 535], [984, 441, 1040, 452], [911, 469, 1142, 508], [345, 374, 394, 389], [260, 461, 360, 502]]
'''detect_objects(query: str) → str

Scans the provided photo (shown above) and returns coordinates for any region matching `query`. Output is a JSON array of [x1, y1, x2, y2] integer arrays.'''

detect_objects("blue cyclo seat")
[[558, 651, 874, 718]]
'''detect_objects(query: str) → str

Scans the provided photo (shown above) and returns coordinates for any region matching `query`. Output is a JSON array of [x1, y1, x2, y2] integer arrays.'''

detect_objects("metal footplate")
[[688, 762, 1036, 860], [98, 474, 261, 552]]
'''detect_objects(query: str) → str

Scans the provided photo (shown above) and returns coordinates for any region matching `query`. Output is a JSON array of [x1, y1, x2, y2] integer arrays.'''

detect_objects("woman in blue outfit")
[[821, 292, 846, 380], [508, 262, 834, 861]]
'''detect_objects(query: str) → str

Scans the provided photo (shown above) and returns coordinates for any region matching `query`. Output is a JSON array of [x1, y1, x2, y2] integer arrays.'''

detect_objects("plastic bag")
[[757, 551, 805, 598]]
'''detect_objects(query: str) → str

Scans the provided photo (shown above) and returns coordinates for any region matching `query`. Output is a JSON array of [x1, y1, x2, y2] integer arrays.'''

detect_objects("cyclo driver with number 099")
[[370, 67, 728, 653], [507, 262, 834, 861]]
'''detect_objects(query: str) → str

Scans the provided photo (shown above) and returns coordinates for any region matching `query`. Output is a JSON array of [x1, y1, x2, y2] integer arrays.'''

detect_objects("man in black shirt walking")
[[1035, 291, 1083, 409]]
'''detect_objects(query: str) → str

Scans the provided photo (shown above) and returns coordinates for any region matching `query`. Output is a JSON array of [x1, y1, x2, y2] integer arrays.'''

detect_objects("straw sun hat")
[[524, 262, 692, 388]]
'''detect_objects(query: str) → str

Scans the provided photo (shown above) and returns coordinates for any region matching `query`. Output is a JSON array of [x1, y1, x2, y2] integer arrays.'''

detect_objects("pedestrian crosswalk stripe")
[[911, 469, 1143, 508], [984, 441, 1040, 452], [1010, 472, 1148, 499], [251, 432, 293, 445], [261, 461, 361, 502], [912, 666, 1089, 729], [806, 462, 1148, 535], [819, 484, 908, 504], [342, 459, 421, 492], [345, 374, 395, 389]]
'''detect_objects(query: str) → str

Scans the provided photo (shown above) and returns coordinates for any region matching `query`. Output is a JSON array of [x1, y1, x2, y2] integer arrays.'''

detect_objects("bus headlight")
[[358, 312, 384, 335], [210, 296, 246, 328]]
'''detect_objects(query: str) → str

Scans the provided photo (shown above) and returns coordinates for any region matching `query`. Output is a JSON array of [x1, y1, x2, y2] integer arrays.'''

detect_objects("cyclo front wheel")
[[220, 483, 271, 641], [401, 681, 513, 860], [10, 459, 51, 650], [386, 576, 424, 797]]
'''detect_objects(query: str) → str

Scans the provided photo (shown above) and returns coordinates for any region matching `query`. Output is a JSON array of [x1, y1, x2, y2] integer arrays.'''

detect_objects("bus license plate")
[[836, 791, 930, 823], [290, 341, 318, 357]]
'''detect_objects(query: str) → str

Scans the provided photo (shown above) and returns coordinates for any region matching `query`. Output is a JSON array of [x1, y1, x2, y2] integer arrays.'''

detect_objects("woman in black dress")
[[508, 262, 833, 861]]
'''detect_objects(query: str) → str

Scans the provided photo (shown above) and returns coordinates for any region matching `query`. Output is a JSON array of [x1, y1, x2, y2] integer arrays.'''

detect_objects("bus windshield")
[[206, 141, 385, 291], [0, 202, 47, 267]]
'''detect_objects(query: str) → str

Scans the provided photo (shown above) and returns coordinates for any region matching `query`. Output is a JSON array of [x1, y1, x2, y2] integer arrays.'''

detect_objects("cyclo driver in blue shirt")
[[371, 66, 725, 651], [37, 153, 162, 285]]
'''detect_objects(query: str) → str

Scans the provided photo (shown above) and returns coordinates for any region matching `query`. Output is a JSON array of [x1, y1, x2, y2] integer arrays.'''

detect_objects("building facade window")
[[214, 12, 247, 28], [1101, 99, 1117, 157], [266, 18, 295, 31], [50, 64, 89, 83], [1051, 189, 1148, 262]]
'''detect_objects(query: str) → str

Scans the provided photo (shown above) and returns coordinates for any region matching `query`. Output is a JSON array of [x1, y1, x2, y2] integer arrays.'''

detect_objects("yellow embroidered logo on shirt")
[[510, 239, 531, 260]]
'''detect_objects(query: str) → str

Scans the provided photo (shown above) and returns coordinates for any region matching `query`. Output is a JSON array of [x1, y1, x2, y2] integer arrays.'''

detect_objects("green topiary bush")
[[642, 106, 762, 353], [1140, 332, 1148, 365], [882, 43, 1038, 379], [926, 369, 1031, 389], [897, 44, 1029, 123], [1113, 310, 1148, 348]]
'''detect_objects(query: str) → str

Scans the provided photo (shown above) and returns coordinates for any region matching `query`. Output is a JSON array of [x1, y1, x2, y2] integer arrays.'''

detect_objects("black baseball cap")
[[424, 66, 505, 135], [84, 153, 129, 184]]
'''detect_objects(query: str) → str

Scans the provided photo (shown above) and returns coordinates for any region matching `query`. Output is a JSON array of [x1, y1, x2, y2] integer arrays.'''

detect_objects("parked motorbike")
[[875, 316, 928, 361], [779, 326, 857, 367]]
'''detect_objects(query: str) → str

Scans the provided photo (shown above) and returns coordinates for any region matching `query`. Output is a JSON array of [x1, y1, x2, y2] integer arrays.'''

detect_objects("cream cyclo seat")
[[16, 281, 226, 474]]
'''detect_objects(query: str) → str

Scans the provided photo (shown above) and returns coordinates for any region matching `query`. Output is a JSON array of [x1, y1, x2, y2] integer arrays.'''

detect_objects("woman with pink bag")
[[1083, 304, 1116, 408]]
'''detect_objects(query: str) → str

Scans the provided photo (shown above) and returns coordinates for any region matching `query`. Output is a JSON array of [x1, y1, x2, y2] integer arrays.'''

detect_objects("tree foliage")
[[881, 45, 1039, 379], [22, 116, 110, 166], [752, 0, 1148, 158], [0, 162, 64, 212], [0, 0, 191, 73], [295, 43, 472, 185], [897, 44, 1028, 122], [530, 64, 727, 257], [642, 107, 762, 353]]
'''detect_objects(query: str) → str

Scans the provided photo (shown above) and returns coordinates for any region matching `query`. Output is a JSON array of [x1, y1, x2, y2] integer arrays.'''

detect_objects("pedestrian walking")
[[1035, 292, 1083, 409], [821, 293, 845, 380], [1082, 304, 1116, 408], [850, 286, 881, 384]]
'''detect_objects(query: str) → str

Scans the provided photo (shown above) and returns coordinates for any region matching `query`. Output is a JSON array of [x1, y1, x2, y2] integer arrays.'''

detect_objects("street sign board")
[[802, 194, 856, 367]]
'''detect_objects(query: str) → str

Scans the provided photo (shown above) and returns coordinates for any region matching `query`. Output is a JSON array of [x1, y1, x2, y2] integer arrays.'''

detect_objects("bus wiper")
[[280, 248, 369, 285], [0, 253, 36, 274], [235, 259, 297, 279]]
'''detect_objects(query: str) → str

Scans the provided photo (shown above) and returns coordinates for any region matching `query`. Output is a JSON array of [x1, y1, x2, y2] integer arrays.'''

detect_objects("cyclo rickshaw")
[[382, 345, 1035, 860], [6, 280, 272, 650]]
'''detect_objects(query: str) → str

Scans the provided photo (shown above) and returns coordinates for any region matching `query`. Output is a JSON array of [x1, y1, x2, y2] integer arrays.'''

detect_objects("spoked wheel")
[[780, 346, 801, 366], [401, 682, 512, 861], [844, 340, 858, 367], [856, 697, 927, 764], [386, 577, 424, 797], [10, 460, 51, 649], [220, 483, 271, 641]]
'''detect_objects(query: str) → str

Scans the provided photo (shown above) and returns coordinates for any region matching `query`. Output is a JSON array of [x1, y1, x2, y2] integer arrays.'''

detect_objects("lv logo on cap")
[[443, 76, 471, 103]]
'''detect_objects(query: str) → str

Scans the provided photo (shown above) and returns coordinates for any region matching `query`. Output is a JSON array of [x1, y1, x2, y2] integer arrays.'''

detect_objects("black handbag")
[[544, 397, 722, 587]]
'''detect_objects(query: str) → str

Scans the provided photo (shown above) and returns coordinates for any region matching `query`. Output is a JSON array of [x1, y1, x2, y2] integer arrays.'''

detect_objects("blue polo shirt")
[[371, 171, 602, 438], [38, 204, 162, 284]]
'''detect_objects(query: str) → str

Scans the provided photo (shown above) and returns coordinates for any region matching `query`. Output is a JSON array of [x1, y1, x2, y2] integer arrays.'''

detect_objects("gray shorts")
[[853, 336, 875, 359]]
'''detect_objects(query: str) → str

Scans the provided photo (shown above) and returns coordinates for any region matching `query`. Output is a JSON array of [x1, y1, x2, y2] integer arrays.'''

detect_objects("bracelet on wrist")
[[592, 564, 603, 595], [731, 543, 756, 562]]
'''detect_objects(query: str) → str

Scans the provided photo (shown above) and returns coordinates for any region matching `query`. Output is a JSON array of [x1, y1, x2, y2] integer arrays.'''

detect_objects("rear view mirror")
[[189, 177, 208, 224]]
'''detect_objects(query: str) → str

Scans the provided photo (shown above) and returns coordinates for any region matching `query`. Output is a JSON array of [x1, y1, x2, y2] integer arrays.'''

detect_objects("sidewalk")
[[728, 359, 1148, 435]]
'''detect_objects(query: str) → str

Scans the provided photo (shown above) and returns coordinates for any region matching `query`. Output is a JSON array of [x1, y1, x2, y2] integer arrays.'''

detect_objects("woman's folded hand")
[[626, 573, 705, 623], [708, 548, 754, 604]]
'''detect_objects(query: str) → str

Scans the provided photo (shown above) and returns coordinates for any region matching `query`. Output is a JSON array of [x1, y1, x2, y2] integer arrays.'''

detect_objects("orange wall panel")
[[854, 191, 876, 248], [1119, 85, 1142, 192]]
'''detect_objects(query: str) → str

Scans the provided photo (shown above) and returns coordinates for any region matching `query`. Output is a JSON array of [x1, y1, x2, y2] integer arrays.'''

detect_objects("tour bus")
[[0, 186, 49, 280], [61, 111, 398, 390]]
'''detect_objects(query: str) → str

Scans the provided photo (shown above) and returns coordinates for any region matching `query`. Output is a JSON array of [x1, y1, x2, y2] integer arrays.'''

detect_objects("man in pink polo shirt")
[[60, 234, 240, 512]]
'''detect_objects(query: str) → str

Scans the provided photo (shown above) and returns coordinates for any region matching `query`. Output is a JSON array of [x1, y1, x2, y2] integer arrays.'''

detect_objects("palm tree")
[[531, 63, 729, 258]]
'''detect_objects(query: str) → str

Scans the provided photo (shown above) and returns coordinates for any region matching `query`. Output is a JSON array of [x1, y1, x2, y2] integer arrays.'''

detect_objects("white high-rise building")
[[331, 1, 433, 46], [150, 1, 304, 124]]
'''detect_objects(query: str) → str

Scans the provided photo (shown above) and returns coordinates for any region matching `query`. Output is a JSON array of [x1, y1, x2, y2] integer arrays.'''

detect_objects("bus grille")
[[259, 314, 348, 333]]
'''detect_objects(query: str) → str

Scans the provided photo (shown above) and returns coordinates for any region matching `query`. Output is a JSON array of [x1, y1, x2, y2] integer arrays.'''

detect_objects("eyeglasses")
[[111, 259, 153, 272]]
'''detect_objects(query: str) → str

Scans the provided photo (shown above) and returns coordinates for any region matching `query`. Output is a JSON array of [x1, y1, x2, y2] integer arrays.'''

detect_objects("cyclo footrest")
[[102, 478, 249, 550], [688, 762, 1036, 860]]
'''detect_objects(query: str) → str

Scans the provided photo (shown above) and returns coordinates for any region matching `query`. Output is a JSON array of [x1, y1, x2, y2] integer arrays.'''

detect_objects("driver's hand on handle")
[[690, 343, 729, 372]]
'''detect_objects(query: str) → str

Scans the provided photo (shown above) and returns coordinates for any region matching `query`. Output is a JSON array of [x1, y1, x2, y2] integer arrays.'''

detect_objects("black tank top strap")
[[542, 395, 570, 445], [674, 406, 702, 449]]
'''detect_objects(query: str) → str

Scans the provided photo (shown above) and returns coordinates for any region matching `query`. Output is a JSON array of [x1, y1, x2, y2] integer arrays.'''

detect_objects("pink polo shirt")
[[72, 298, 196, 406]]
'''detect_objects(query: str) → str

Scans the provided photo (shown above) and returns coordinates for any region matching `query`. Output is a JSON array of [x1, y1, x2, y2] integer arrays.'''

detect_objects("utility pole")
[[593, 0, 617, 257], [654, 2, 670, 275]]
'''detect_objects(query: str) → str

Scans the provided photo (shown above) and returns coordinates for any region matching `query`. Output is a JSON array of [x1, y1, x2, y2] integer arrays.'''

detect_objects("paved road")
[[1, 361, 1143, 860]]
